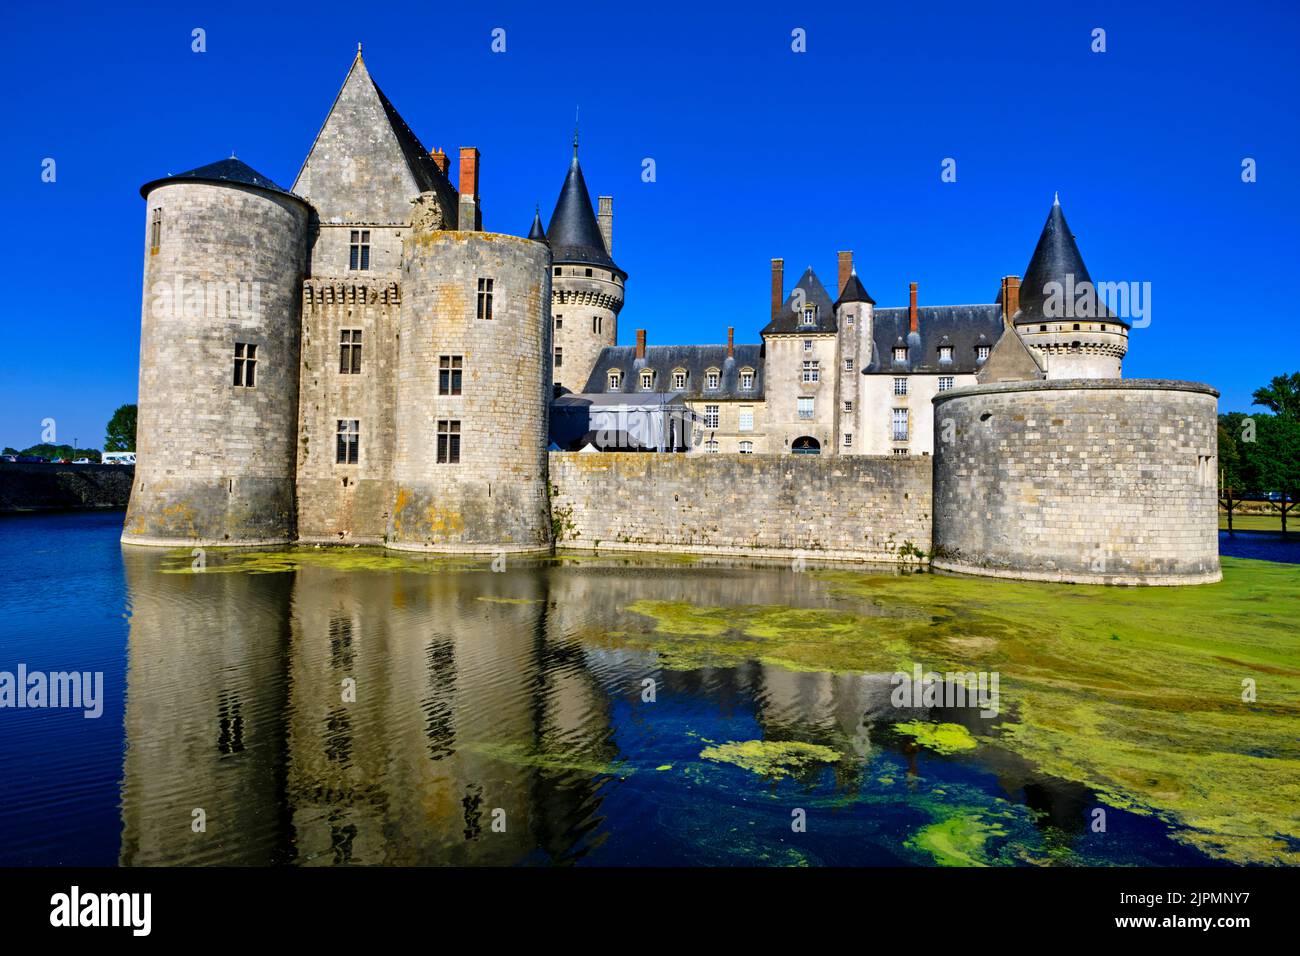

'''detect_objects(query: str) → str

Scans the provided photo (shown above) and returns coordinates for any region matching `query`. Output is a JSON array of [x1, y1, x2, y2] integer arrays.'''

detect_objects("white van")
[[102, 452, 136, 466]]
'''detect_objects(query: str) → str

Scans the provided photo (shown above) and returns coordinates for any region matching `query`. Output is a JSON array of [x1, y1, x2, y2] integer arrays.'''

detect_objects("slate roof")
[[1014, 198, 1123, 327], [528, 207, 546, 241], [369, 78, 459, 206], [546, 150, 622, 275], [580, 343, 765, 400], [139, 158, 304, 202], [835, 270, 876, 306], [761, 268, 838, 336], [865, 304, 1004, 375]]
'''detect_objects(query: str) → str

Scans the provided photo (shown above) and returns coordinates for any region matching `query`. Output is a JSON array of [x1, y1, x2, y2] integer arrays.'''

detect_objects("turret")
[[545, 134, 625, 392], [1012, 196, 1129, 379], [123, 158, 309, 546]]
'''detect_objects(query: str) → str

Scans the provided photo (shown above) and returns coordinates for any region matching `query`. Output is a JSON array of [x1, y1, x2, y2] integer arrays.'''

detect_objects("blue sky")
[[3, 0, 1296, 449]]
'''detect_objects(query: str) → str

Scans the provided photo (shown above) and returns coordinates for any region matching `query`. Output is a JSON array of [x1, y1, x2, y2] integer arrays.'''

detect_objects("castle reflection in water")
[[118, 550, 1091, 866]]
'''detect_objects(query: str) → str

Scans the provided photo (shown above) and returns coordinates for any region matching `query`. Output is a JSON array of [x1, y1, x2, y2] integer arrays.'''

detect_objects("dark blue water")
[[1219, 530, 1300, 563]]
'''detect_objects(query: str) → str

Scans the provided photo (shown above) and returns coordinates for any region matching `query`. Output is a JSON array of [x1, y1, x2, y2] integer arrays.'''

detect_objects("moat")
[[1, 511, 1296, 866]]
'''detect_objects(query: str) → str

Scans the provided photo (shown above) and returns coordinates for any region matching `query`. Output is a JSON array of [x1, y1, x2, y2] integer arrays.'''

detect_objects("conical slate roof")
[[528, 207, 547, 242], [546, 149, 621, 275], [1014, 197, 1121, 326], [835, 269, 876, 306], [139, 157, 302, 201]]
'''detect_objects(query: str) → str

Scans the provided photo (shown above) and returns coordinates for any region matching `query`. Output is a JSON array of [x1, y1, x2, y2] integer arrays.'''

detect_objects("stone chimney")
[[909, 282, 919, 335], [771, 259, 784, 320], [458, 147, 480, 231], [838, 251, 853, 296], [1001, 275, 1021, 322], [726, 326, 735, 359], [430, 148, 450, 175], [635, 329, 646, 359], [598, 196, 614, 255]]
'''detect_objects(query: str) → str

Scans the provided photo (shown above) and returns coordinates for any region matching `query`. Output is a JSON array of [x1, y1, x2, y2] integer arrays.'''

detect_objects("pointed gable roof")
[[977, 322, 1045, 383], [528, 207, 547, 242], [761, 267, 838, 336], [139, 158, 304, 203], [292, 50, 458, 225], [1014, 196, 1122, 326], [835, 269, 876, 307], [546, 147, 621, 274]]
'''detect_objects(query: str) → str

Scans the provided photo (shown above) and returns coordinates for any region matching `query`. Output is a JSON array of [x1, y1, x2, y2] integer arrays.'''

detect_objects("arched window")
[[607, 370, 622, 391], [672, 368, 687, 391], [792, 436, 820, 455], [705, 367, 720, 390], [739, 367, 755, 390], [640, 369, 655, 391]]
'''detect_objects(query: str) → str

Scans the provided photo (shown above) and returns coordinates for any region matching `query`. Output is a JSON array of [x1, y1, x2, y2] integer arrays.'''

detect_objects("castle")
[[123, 50, 1221, 585]]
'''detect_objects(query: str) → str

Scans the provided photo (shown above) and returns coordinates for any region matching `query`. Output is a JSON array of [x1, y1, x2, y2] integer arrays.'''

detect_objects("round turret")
[[123, 159, 309, 546]]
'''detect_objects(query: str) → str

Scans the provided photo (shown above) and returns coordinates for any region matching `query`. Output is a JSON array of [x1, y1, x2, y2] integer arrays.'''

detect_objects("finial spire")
[[573, 106, 580, 156], [357, 41, 363, 55], [1053, 190, 1060, 206]]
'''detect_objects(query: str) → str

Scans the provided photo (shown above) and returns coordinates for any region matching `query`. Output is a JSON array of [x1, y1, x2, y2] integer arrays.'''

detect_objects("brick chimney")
[[726, 326, 735, 359], [635, 329, 646, 359], [1001, 275, 1021, 322], [429, 148, 449, 175], [770, 259, 784, 320], [458, 147, 480, 231], [597, 196, 614, 255], [908, 282, 919, 335], [838, 251, 853, 296]]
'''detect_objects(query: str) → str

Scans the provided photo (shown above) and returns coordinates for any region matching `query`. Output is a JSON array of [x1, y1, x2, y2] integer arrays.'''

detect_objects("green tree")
[[1251, 371, 1300, 419], [105, 404, 138, 452]]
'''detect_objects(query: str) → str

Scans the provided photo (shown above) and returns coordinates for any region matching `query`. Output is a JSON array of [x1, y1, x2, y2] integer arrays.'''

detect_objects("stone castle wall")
[[931, 379, 1220, 585], [549, 452, 932, 562]]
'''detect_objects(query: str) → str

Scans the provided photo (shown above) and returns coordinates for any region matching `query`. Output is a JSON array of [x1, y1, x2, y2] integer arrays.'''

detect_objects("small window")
[[977, 345, 990, 361], [797, 397, 814, 420], [477, 278, 494, 320], [892, 447, 909, 456], [608, 370, 622, 391], [801, 306, 817, 326], [803, 339, 813, 352], [939, 346, 952, 362], [844, 358, 854, 371], [640, 370, 654, 391], [738, 407, 754, 431], [740, 368, 754, 390], [704, 439, 719, 454], [844, 400, 853, 413], [706, 368, 720, 390], [672, 369, 687, 391], [892, 408, 909, 442], [585, 268, 593, 277], [938, 376, 954, 392], [802, 360, 819, 383], [439, 355, 463, 395], [844, 433, 853, 447], [233, 342, 257, 387], [1039, 325, 1047, 332], [592, 315, 603, 334], [704, 405, 720, 429], [739, 441, 753, 454], [555, 314, 563, 330], [553, 267, 561, 276], [554, 347, 563, 368], [893, 377, 907, 396], [339, 330, 362, 374], [893, 347, 907, 362], [149, 208, 162, 253], [336, 419, 359, 464], [437, 420, 461, 464], [349, 230, 370, 271], [1072, 323, 1080, 331]]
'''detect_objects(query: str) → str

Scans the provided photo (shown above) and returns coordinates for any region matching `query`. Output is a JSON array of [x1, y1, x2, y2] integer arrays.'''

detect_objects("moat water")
[[0, 511, 1295, 866]]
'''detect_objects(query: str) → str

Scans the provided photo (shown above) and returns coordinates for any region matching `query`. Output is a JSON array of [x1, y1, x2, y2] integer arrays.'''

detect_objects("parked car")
[[17, 455, 47, 463], [0, 454, 17, 463], [72, 457, 93, 465], [1265, 491, 1294, 503], [101, 452, 136, 466]]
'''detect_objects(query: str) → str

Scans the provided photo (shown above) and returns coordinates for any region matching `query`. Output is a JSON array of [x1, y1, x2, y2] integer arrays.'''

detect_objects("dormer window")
[[640, 369, 654, 391], [705, 367, 720, 390], [801, 305, 817, 326], [607, 370, 622, 391], [939, 346, 952, 362], [893, 347, 907, 362], [740, 368, 754, 390], [977, 346, 990, 362], [672, 368, 687, 391]]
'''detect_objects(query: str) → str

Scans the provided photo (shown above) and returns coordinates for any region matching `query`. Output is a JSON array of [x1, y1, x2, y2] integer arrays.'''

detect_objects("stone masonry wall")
[[549, 452, 932, 562], [932, 379, 1220, 585]]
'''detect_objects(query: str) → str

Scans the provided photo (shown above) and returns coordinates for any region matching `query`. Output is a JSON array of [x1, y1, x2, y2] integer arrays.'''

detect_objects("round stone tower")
[[1013, 197, 1129, 379], [123, 159, 309, 546], [544, 138, 624, 393], [387, 230, 553, 553]]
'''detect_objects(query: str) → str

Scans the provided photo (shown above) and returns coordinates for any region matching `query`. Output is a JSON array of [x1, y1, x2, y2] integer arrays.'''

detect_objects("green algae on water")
[[160, 546, 485, 575], [700, 739, 842, 779], [907, 811, 1008, 867], [892, 721, 978, 755]]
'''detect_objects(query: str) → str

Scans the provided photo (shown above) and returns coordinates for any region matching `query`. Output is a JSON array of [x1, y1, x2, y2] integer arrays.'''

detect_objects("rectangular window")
[[797, 397, 814, 420], [349, 230, 370, 271], [892, 408, 909, 442], [845, 358, 854, 371], [673, 371, 686, 390], [439, 355, 463, 395], [938, 376, 954, 392], [233, 342, 257, 387], [704, 405, 720, 429], [339, 330, 362, 374], [844, 400, 853, 413], [640, 371, 654, 391], [739, 441, 753, 454], [893, 347, 907, 362], [555, 315, 563, 329], [803, 339, 813, 352], [149, 208, 161, 253], [437, 420, 461, 464], [704, 439, 719, 453], [336, 419, 359, 464], [844, 433, 853, 447], [554, 347, 563, 368], [592, 315, 602, 334], [477, 278, 494, 320], [977, 346, 990, 361], [893, 447, 909, 456], [608, 371, 622, 391], [939, 346, 953, 362], [707, 371, 720, 389], [738, 407, 754, 431], [802, 360, 820, 383], [893, 377, 908, 395], [740, 370, 754, 390]]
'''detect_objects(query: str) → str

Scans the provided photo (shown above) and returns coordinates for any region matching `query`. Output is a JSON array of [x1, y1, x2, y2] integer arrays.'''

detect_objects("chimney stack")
[[597, 196, 614, 255], [1001, 275, 1021, 322], [430, 147, 449, 175], [635, 329, 646, 359], [458, 147, 480, 231], [770, 259, 784, 320], [726, 326, 735, 359], [908, 282, 919, 335], [838, 251, 853, 296]]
